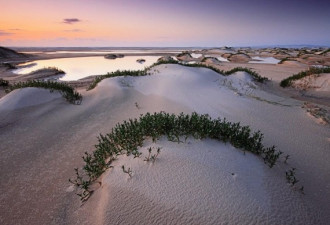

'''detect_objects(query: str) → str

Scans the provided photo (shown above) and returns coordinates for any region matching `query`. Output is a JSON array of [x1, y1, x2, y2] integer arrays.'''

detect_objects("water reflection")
[[14, 56, 161, 81]]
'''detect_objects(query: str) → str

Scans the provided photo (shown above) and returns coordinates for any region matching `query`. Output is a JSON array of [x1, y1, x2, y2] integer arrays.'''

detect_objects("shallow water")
[[249, 56, 280, 64], [14, 56, 161, 81]]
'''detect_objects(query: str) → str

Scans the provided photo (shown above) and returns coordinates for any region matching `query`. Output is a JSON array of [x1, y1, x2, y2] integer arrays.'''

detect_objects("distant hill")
[[0, 46, 27, 59]]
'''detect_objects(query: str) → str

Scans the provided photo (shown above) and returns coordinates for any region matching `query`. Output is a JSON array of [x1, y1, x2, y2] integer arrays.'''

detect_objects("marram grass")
[[70, 112, 291, 202]]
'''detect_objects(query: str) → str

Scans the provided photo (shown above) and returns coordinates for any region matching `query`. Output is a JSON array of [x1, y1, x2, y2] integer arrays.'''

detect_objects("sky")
[[0, 0, 329, 47]]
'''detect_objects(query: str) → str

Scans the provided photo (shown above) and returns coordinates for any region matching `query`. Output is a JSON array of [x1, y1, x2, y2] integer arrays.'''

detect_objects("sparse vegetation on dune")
[[278, 57, 292, 64], [201, 57, 220, 63], [280, 67, 330, 87], [87, 69, 150, 90], [87, 59, 268, 90], [70, 112, 296, 202], [0, 78, 9, 87], [29, 66, 65, 75], [154, 60, 268, 82], [6, 80, 82, 104]]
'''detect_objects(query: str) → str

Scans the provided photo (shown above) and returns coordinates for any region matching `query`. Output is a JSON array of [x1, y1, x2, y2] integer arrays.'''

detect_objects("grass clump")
[[71, 112, 287, 202], [280, 67, 330, 87], [7, 80, 82, 104]]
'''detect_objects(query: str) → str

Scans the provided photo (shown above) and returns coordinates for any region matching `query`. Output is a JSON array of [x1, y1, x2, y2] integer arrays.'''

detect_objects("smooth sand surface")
[[0, 64, 329, 224], [0, 88, 61, 111]]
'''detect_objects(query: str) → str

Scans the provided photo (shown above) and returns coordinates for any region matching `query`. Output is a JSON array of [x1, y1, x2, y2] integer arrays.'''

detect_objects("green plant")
[[285, 168, 299, 186], [7, 80, 82, 104], [132, 150, 142, 158], [71, 112, 294, 201], [122, 165, 132, 178], [69, 168, 93, 202], [144, 147, 161, 162], [150, 147, 161, 163], [144, 147, 152, 162], [280, 67, 330, 87]]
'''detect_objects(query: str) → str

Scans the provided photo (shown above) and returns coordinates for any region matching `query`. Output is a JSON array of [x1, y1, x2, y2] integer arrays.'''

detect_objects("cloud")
[[64, 29, 83, 32], [9, 28, 22, 31], [0, 30, 13, 36], [62, 18, 81, 24]]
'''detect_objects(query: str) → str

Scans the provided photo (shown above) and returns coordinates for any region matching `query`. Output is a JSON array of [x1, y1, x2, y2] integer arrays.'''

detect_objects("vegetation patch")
[[88, 59, 268, 90], [278, 57, 293, 64], [70, 112, 294, 202], [0, 78, 9, 87], [280, 67, 330, 87], [6, 80, 82, 104], [87, 69, 150, 90], [29, 67, 65, 75]]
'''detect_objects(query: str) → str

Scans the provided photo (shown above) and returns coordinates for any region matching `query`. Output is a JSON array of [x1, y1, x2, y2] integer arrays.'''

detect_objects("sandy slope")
[[0, 88, 61, 111], [0, 64, 329, 225]]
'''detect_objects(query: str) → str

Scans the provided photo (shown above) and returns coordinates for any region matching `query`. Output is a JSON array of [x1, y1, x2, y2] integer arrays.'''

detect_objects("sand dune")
[[0, 87, 62, 111], [0, 64, 329, 224]]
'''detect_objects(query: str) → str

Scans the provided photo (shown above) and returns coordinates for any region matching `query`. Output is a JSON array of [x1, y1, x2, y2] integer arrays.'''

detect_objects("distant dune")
[[0, 46, 27, 59]]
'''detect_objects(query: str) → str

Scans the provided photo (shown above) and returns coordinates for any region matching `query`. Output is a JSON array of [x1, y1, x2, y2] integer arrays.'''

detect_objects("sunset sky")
[[1, 0, 329, 47]]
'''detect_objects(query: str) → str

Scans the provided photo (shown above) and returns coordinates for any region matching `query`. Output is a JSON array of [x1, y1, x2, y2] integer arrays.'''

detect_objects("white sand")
[[292, 73, 330, 92], [191, 53, 203, 58], [0, 64, 329, 225], [90, 138, 313, 225]]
